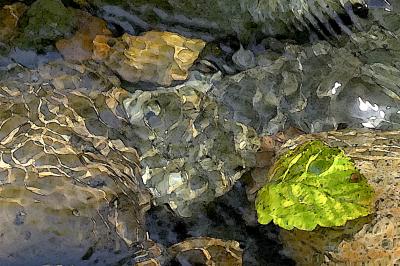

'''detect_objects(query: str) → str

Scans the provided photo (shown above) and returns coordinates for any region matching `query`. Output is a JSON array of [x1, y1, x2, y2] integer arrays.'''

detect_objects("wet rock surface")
[[0, 0, 399, 265], [123, 72, 260, 216], [211, 25, 400, 135], [95, 31, 205, 86]]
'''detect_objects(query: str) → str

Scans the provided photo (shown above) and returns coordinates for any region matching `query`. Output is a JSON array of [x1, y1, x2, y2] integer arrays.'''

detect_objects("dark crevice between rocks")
[[145, 181, 296, 265]]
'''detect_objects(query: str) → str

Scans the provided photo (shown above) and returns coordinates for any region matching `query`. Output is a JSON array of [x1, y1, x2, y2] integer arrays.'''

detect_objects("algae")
[[16, 0, 77, 50]]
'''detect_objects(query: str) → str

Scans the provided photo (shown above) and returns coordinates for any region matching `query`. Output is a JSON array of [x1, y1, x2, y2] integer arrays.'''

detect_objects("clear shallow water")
[[0, 0, 399, 265]]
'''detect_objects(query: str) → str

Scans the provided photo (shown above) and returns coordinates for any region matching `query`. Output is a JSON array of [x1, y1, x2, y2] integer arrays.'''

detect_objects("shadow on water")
[[146, 181, 296, 266]]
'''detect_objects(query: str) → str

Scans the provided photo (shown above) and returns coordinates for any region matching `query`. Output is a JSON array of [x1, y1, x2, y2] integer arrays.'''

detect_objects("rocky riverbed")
[[0, 0, 399, 265]]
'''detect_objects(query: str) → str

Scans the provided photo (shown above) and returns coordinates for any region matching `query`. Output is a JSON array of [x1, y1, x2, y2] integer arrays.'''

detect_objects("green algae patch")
[[16, 0, 77, 50], [255, 140, 374, 231]]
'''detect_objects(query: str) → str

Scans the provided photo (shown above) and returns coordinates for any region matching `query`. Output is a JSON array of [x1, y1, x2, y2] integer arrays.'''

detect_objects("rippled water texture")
[[0, 0, 399, 265]]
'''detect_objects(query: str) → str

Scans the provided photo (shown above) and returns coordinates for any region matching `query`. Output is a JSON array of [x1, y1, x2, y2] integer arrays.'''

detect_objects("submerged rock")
[[16, 0, 77, 50], [145, 181, 296, 265], [136, 237, 243, 265], [56, 10, 112, 61], [0, 63, 152, 265], [123, 72, 260, 216], [93, 31, 206, 86], [210, 25, 400, 135], [168, 237, 243, 265], [0, 3, 27, 43]]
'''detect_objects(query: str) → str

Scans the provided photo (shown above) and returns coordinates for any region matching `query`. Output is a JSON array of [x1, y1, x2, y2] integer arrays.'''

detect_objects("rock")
[[276, 130, 400, 265], [248, 127, 305, 198], [55, 10, 112, 61], [122, 72, 260, 216], [232, 44, 256, 71], [210, 25, 400, 135], [16, 0, 77, 50], [136, 237, 243, 265], [168, 237, 243, 265], [88, 0, 395, 42], [92, 34, 112, 60], [9, 48, 61, 68], [145, 181, 296, 265], [94, 31, 206, 86], [0, 3, 28, 43], [0, 63, 152, 265]]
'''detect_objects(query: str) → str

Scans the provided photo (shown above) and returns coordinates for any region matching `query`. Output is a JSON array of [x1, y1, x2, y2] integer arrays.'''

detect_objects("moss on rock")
[[16, 0, 77, 50]]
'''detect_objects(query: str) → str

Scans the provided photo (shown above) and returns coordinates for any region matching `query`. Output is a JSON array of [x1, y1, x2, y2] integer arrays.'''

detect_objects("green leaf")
[[255, 140, 374, 231]]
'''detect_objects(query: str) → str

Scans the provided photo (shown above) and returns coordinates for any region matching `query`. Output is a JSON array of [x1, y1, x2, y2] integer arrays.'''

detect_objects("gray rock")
[[232, 45, 256, 71], [123, 72, 260, 216], [210, 25, 400, 134]]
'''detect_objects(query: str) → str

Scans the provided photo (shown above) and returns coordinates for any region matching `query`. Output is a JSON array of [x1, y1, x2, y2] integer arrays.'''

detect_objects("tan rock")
[[94, 31, 206, 86], [92, 34, 112, 60]]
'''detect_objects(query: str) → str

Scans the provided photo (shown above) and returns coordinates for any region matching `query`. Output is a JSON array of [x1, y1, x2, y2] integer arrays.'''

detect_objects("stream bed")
[[0, 0, 399, 265]]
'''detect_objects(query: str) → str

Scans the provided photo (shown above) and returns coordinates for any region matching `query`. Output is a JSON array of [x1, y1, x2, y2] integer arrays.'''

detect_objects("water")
[[0, 0, 399, 265]]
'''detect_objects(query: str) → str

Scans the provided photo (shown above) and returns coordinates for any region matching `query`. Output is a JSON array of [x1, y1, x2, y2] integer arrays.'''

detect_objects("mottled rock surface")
[[123, 72, 260, 216], [16, 0, 77, 50], [210, 25, 400, 135], [94, 31, 205, 86], [0, 3, 27, 43], [56, 10, 112, 61]]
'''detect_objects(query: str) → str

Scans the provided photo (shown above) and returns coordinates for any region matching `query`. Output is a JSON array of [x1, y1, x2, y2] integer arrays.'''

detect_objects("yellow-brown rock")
[[94, 31, 206, 86], [0, 3, 28, 42], [56, 11, 112, 61], [92, 34, 112, 60]]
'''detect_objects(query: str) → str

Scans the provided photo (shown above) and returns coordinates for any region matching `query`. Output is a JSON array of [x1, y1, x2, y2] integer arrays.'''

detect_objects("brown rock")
[[92, 34, 112, 60], [247, 127, 304, 198], [56, 11, 112, 61], [0, 3, 27, 42]]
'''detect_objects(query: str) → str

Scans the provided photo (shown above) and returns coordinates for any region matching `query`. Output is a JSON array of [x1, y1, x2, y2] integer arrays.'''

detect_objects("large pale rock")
[[123, 72, 260, 216]]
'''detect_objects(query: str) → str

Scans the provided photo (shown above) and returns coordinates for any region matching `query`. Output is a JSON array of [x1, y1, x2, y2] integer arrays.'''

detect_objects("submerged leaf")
[[255, 140, 374, 230]]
